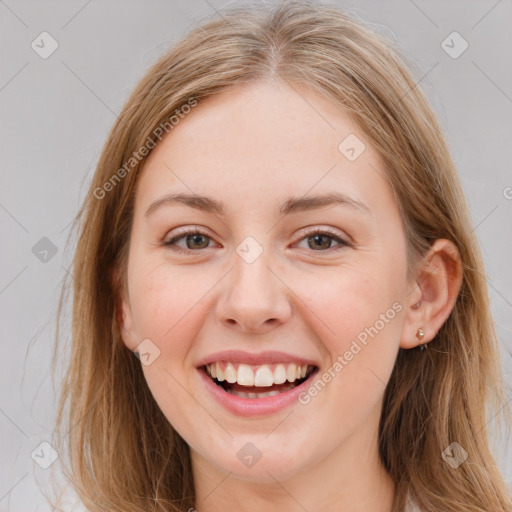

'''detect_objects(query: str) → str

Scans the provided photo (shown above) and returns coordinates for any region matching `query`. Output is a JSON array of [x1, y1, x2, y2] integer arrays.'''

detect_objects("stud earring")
[[416, 327, 426, 350]]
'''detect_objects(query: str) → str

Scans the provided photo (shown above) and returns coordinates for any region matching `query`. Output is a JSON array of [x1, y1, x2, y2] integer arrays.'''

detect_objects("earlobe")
[[117, 293, 139, 351], [112, 268, 138, 351], [399, 239, 463, 350]]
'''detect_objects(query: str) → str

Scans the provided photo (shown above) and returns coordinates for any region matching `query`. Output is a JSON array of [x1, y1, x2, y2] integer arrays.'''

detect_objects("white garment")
[[404, 491, 422, 512]]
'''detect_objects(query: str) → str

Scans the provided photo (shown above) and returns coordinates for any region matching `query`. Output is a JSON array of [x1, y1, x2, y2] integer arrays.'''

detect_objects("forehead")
[[134, 80, 392, 216]]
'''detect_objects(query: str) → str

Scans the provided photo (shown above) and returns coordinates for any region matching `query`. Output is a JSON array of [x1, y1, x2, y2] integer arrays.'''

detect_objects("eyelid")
[[164, 225, 213, 240]]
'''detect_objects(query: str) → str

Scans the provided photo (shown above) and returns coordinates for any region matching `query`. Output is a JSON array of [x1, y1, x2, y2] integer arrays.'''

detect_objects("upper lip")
[[196, 350, 320, 368]]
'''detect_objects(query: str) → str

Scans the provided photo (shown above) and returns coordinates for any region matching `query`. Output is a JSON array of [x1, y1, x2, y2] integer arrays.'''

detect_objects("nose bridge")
[[232, 244, 274, 299], [216, 236, 291, 332]]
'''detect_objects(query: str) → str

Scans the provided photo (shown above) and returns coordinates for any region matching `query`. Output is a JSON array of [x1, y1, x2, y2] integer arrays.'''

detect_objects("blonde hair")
[[51, 1, 512, 511]]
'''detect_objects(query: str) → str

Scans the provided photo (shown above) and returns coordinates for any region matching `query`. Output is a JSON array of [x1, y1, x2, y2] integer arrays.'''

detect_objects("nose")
[[215, 249, 292, 334]]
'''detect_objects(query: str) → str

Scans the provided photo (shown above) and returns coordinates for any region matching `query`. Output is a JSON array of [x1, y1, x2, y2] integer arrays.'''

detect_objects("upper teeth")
[[205, 362, 312, 387]]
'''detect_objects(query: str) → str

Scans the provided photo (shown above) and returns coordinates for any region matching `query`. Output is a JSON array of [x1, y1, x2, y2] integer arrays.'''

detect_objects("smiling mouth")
[[201, 362, 318, 399]]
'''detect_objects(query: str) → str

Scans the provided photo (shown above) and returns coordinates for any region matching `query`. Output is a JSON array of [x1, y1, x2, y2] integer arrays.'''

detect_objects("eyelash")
[[162, 227, 350, 255]]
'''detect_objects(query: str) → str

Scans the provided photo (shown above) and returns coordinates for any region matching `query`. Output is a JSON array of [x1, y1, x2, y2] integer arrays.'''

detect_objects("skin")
[[118, 80, 462, 511]]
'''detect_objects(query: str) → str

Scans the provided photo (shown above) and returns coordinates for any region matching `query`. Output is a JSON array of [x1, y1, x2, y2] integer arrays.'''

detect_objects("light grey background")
[[1, 0, 511, 510]]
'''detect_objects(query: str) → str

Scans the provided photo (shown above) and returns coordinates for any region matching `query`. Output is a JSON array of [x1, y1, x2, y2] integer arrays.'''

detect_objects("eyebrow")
[[144, 192, 371, 218]]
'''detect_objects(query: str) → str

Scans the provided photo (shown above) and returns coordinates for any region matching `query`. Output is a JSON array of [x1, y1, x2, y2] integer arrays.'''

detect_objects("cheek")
[[128, 260, 218, 376], [293, 265, 405, 409], [295, 263, 403, 350], [129, 262, 215, 435]]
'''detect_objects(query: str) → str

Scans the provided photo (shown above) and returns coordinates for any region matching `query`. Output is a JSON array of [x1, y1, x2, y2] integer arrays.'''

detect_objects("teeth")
[[237, 364, 254, 386], [205, 362, 313, 387], [215, 362, 225, 382], [225, 363, 237, 383], [228, 389, 282, 398], [273, 364, 287, 384], [254, 365, 274, 387]]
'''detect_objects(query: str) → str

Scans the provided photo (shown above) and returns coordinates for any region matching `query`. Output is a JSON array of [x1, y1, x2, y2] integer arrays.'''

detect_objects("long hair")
[[51, 1, 512, 510]]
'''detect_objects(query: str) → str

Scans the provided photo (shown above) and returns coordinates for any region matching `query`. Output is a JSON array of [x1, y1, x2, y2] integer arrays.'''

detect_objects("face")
[[119, 80, 413, 483]]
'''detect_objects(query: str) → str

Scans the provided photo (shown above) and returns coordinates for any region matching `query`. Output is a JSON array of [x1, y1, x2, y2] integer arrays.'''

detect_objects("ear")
[[400, 239, 463, 349], [112, 267, 139, 352]]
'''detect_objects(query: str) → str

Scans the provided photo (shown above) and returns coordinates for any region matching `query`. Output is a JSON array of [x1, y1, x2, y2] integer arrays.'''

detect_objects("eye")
[[294, 228, 350, 252], [162, 226, 351, 255], [163, 228, 216, 253]]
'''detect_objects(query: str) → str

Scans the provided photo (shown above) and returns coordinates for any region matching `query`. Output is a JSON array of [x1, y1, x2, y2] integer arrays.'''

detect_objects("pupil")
[[188, 234, 208, 249], [310, 234, 330, 250]]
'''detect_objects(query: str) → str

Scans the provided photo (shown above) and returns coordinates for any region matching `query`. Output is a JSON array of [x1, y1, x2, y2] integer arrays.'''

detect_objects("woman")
[[52, 1, 512, 511]]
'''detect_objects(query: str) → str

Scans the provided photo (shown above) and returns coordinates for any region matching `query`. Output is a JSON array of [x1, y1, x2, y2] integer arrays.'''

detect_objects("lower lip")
[[198, 368, 318, 417]]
